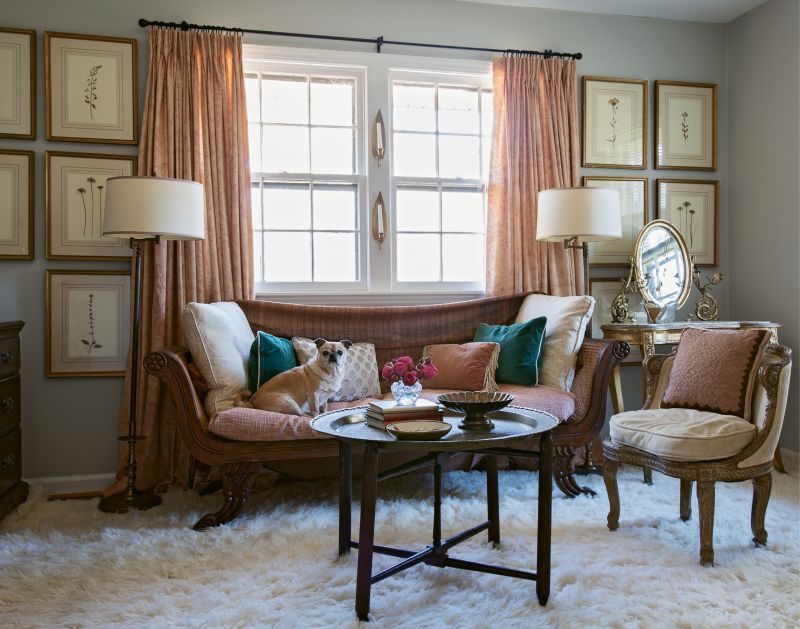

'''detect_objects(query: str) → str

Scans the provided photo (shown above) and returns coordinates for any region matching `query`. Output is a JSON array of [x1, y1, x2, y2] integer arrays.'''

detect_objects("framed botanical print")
[[583, 176, 648, 266], [0, 150, 34, 259], [582, 76, 647, 169], [589, 278, 642, 365], [655, 81, 716, 170], [656, 179, 718, 266], [45, 32, 137, 144], [46, 151, 135, 259], [0, 28, 35, 139], [46, 270, 131, 377]]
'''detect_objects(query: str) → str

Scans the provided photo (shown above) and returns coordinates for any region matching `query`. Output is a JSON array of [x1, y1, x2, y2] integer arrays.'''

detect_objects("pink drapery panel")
[[107, 28, 253, 493], [485, 56, 583, 297]]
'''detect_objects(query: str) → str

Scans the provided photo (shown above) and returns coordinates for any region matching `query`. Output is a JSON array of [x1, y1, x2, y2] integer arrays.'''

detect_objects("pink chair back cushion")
[[661, 327, 771, 421]]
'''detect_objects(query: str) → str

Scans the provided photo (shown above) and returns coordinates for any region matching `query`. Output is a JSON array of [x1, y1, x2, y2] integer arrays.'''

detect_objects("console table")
[[601, 321, 784, 476]]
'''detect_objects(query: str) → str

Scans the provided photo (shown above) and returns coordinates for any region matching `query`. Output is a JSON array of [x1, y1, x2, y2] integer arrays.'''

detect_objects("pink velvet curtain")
[[485, 56, 583, 297], [108, 28, 253, 493]]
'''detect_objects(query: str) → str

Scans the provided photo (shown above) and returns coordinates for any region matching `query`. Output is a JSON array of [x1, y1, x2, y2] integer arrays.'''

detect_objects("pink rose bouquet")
[[381, 355, 438, 386]]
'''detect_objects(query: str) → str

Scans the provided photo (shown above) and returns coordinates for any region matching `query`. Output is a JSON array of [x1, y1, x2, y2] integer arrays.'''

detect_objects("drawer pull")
[[0, 350, 12, 366], [1, 453, 14, 470], [1, 397, 14, 414]]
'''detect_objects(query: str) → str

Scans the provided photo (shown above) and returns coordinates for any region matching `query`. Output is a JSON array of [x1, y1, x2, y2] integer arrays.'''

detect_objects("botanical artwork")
[[657, 179, 718, 266], [583, 77, 646, 169], [46, 32, 137, 143], [47, 270, 130, 377], [0, 150, 33, 259], [584, 177, 648, 266], [47, 151, 134, 259], [589, 279, 642, 365], [656, 81, 716, 170], [0, 28, 35, 139]]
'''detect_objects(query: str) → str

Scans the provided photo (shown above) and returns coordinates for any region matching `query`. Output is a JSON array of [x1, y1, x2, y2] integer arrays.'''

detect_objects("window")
[[246, 66, 366, 289], [245, 48, 491, 298], [392, 75, 492, 288]]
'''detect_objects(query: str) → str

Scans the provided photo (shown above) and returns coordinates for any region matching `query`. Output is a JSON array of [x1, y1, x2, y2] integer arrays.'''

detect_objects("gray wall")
[[1, 0, 734, 480], [728, 0, 800, 451]]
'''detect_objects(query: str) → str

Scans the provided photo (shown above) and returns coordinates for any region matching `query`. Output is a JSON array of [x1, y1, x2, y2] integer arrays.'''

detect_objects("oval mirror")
[[633, 219, 692, 309]]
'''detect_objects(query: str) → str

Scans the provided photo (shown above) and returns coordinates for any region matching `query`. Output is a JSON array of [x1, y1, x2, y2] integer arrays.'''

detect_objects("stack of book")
[[365, 399, 445, 429]]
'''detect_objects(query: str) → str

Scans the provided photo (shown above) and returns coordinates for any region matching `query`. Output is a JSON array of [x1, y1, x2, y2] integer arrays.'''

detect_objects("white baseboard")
[[24, 473, 116, 496], [23, 450, 799, 497]]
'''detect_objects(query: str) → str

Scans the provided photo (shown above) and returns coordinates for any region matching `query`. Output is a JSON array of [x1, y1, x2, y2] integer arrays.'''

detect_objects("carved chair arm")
[[643, 348, 678, 409], [744, 344, 792, 451]]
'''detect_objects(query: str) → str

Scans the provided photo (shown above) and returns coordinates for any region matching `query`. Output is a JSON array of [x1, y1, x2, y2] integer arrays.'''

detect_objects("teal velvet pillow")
[[473, 316, 547, 386], [247, 331, 298, 393]]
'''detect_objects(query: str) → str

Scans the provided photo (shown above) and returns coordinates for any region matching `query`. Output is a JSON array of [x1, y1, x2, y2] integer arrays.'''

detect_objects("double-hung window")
[[245, 47, 492, 300]]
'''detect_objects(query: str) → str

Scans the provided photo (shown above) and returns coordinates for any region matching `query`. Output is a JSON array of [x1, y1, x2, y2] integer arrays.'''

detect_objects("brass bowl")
[[436, 391, 514, 431]]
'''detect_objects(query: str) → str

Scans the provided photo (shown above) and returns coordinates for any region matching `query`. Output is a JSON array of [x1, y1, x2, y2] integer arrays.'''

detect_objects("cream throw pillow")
[[292, 337, 381, 402], [514, 294, 595, 391], [182, 302, 255, 416]]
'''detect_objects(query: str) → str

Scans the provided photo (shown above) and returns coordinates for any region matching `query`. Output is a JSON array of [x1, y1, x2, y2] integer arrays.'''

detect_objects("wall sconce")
[[372, 110, 385, 166], [372, 192, 387, 249]]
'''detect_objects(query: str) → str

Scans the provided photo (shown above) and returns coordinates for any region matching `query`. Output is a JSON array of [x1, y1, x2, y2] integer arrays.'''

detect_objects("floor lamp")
[[536, 187, 621, 475], [98, 176, 205, 513]]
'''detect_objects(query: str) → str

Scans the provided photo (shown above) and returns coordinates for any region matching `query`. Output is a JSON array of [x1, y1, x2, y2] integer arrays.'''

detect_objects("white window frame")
[[389, 69, 493, 294], [244, 44, 492, 304]]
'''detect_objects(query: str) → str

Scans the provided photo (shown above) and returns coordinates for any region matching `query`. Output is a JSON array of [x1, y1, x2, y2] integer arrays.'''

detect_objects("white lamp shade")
[[102, 176, 205, 240], [536, 187, 622, 242]]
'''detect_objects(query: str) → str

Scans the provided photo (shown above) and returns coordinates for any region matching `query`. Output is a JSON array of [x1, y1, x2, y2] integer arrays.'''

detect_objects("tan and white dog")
[[246, 338, 352, 417]]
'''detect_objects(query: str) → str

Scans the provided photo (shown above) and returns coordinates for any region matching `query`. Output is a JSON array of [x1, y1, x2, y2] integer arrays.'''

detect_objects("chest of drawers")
[[0, 321, 27, 521]]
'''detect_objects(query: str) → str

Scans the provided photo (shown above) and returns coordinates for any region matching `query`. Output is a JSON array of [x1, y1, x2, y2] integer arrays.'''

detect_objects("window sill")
[[253, 291, 486, 306]]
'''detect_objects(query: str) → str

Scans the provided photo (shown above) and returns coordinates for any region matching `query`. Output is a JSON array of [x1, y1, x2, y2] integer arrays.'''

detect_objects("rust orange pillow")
[[661, 327, 771, 421], [421, 342, 501, 392]]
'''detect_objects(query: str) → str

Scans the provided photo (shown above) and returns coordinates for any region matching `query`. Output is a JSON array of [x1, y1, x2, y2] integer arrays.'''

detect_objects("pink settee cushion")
[[208, 399, 381, 442]]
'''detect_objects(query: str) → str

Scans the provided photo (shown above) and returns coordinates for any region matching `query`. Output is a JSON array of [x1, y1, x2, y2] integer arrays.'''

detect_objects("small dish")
[[386, 420, 452, 441]]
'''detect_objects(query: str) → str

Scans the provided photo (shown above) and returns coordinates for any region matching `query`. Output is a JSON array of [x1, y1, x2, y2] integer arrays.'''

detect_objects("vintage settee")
[[144, 294, 629, 529]]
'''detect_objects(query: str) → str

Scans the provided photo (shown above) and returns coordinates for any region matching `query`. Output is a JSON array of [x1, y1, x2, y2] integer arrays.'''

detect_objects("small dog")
[[246, 338, 352, 417]]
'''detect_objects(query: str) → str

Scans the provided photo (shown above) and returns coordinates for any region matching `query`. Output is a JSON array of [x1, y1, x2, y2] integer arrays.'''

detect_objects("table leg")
[[433, 454, 442, 548], [610, 364, 625, 415], [339, 442, 352, 557], [486, 454, 500, 545], [536, 430, 553, 606], [355, 445, 378, 621]]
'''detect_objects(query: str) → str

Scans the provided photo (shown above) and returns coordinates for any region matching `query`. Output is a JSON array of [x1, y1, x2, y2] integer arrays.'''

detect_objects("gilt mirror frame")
[[632, 219, 693, 309]]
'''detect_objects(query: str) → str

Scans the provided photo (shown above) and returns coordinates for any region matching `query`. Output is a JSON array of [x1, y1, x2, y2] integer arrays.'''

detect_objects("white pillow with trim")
[[182, 301, 255, 415], [515, 294, 595, 391]]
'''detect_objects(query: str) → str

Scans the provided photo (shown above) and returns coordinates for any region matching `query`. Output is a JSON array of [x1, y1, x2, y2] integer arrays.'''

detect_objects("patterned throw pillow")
[[421, 342, 500, 392], [661, 327, 771, 421], [292, 337, 381, 402]]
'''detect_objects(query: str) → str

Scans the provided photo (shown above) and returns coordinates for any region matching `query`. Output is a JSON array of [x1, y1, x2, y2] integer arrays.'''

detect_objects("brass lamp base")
[[98, 489, 162, 513]]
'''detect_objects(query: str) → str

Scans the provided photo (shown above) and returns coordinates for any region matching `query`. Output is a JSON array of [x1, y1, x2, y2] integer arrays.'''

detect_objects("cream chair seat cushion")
[[609, 409, 756, 462]]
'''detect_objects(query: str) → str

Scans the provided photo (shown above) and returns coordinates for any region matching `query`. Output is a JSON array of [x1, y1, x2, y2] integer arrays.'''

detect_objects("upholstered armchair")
[[602, 331, 792, 566]]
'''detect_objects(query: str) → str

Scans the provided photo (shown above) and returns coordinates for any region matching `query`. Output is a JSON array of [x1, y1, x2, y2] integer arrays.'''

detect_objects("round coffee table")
[[311, 405, 558, 621]]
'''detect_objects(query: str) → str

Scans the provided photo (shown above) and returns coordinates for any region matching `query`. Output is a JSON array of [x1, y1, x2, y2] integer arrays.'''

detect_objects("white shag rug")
[[2, 459, 799, 628]]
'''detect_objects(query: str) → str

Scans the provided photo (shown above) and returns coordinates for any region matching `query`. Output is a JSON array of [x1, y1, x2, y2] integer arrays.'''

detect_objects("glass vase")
[[391, 381, 422, 406]]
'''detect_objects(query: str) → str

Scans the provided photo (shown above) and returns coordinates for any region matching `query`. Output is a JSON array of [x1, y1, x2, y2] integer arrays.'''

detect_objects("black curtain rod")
[[137, 18, 582, 60]]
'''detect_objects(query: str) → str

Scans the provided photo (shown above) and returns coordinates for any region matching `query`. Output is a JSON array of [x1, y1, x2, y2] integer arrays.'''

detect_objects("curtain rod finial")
[[574, 52, 583, 60], [138, 18, 149, 28]]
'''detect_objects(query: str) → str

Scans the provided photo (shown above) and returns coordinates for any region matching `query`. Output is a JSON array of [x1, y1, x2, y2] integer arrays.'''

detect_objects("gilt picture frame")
[[0, 28, 36, 139], [0, 149, 34, 259], [46, 269, 130, 377], [46, 151, 135, 260], [45, 32, 137, 144], [655, 81, 716, 170], [656, 178, 718, 267], [582, 76, 647, 169], [589, 278, 642, 366], [583, 176, 648, 267]]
